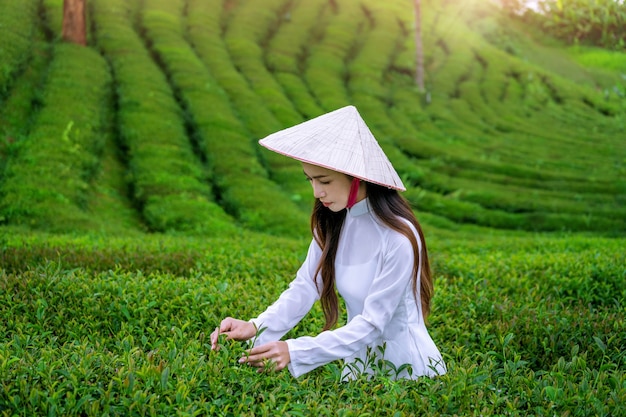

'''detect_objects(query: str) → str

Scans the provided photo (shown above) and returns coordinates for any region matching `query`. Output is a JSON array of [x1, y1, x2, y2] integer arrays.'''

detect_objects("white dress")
[[250, 198, 446, 379]]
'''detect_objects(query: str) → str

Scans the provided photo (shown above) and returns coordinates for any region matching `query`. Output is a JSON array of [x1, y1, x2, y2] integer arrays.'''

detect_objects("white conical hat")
[[259, 105, 405, 191]]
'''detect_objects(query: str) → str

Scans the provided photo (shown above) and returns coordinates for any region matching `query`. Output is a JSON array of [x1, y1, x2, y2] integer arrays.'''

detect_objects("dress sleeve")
[[249, 239, 322, 346], [286, 232, 417, 378]]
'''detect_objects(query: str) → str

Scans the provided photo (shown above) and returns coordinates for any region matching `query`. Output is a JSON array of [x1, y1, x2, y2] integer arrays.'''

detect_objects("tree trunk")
[[62, 0, 87, 46], [414, 0, 424, 92]]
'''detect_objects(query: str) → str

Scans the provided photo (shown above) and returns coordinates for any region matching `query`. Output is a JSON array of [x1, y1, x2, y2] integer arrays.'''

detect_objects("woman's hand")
[[240, 341, 291, 372], [210, 317, 257, 350]]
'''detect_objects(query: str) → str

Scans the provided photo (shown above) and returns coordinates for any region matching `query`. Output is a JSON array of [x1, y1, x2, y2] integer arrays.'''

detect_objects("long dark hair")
[[311, 182, 433, 331]]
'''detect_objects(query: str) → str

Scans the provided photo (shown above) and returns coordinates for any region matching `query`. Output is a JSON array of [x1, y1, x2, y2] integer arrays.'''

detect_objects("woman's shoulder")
[[373, 214, 422, 252]]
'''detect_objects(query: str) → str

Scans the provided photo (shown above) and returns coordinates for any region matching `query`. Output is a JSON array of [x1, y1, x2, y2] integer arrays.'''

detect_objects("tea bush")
[[141, 0, 307, 235], [303, 0, 361, 111], [0, 1, 625, 413], [0, 42, 110, 231], [1, 0, 623, 234], [0, 0, 37, 94], [90, 0, 235, 235], [222, 0, 315, 204], [263, 0, 327, 119], [0, 32, 49, 179], [184, 0, 313, 219], [0, 230, 624, 415], [224, 0, 302, 127]]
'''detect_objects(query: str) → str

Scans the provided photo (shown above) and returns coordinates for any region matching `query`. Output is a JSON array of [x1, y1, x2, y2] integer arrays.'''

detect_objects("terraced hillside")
[[0, 0, 624, 237]]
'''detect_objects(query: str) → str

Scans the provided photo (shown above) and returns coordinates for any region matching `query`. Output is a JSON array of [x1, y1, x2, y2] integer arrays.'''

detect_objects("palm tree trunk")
[[62, 0, 87, 46], [414, 0, 424, 92]]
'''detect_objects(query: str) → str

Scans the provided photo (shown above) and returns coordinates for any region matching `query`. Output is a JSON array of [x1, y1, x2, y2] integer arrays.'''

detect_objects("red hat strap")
[[346, 178, 361, 209]]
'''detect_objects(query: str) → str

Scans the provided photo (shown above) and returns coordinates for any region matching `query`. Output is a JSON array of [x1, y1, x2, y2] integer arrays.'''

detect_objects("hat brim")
[[258, 105, 406, 191], [259, 140, 406, 191]]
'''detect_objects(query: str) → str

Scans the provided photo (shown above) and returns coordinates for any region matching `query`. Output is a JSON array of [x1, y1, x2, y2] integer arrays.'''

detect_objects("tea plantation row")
[[0, 0, 624, 236]]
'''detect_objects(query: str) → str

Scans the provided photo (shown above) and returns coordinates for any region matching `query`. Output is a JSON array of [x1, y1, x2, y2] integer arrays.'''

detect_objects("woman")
[[210, 106, 446, 379]]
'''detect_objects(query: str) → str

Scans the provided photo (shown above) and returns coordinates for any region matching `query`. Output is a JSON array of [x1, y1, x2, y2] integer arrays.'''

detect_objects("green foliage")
[[41, 0, 64, 38], [537, 0, 626, 50], [303, 0, 359, 111], [185, 0, 313, 216], [0, 0, 37, 94], [0, 34, 49, 179], [139, 0, 309, 236], [90, 0, 237, 235], [264, 0, 327, 119], [0, 43, 110, 231], [0, 0, 624, 413], [0, 231, 624, 415], [1, 0, 624, 235]]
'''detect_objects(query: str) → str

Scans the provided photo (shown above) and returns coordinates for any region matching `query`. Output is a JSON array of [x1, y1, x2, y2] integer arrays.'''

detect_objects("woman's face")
[[302, 162, 355, 212]]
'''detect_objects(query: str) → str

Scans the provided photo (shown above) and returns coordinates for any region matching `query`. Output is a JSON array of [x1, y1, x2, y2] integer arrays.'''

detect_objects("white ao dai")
[[251, 198, 446, 379]]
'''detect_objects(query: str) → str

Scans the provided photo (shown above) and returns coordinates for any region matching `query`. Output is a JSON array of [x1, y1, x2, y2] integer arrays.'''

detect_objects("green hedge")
[[406, 186, 624, 233], [141, 0, 309, 236], [303, 1, 363, 111], [0, 43, 110, 231], [0, 30, 50, 181], [90, 0, 236, 235], [264, 0, 327, 119], [0, 0, 37, 94], [345, 1, 432, 183], [0, 0, 624, 236], [230, 0, 328, 202], [41, 0, 63, 37], [223, 0, 302, 127]]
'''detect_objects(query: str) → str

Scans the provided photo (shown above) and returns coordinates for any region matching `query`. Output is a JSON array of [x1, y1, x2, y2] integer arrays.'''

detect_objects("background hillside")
[[1, 0, 624, 238]]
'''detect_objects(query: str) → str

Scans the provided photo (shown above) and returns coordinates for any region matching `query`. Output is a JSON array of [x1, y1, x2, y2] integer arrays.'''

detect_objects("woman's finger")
[[240, 355, 275, 370], [239, 343, 288, 371], [239, 345, 269, 365], [239, 351, 264, 364], [210, 326, 220, 350], [219, 318, 233, 333]]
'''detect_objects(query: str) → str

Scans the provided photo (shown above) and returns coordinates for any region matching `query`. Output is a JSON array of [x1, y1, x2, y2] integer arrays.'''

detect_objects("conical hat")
[[259, 105, 405, 191]]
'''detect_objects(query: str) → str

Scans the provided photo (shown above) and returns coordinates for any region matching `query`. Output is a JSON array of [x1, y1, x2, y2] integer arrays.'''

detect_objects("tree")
[[499, 0, 526, 16], [62, 0, 87, 46], [414, 0, 425, 91], [533, 0, 625, 49]]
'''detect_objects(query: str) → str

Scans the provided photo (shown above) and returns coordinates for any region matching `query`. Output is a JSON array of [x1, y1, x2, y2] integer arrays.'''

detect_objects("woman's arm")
[[249, 239, 322, 346], [286, 232, 416, 377], [211, 239, 320, 351]]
